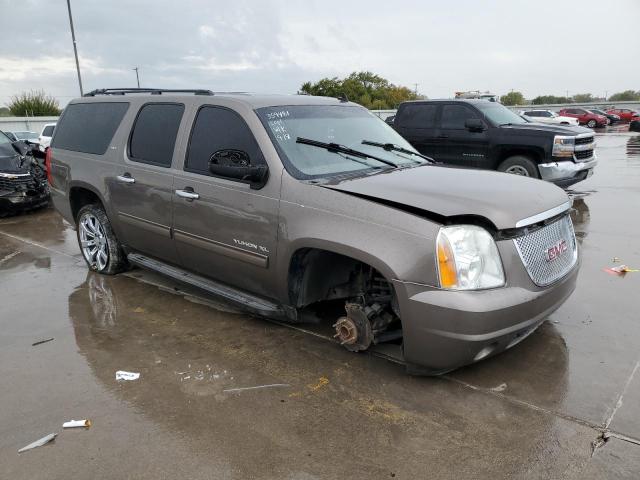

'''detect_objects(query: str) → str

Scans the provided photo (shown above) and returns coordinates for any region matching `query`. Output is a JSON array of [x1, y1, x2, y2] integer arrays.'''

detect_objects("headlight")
[[552, 135, 575, 158], [436, 225, 505, 290]]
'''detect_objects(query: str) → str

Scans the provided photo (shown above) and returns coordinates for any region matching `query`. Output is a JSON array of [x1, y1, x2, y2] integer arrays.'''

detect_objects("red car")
[[558, 108, 608, 128], [606, 108, 640, 122]]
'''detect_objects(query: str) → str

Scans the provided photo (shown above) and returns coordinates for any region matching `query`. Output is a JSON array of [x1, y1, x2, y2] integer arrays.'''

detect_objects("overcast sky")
[[1, 0, 638, 107]]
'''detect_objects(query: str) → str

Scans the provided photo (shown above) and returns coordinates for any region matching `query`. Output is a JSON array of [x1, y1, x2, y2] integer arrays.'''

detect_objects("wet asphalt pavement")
[[1, 129, 640, 479]]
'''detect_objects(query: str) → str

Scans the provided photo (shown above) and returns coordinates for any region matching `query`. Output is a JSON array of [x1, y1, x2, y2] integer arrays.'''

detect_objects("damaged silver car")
[[0, 130, 49, 216], [49, 89, 579, 374]]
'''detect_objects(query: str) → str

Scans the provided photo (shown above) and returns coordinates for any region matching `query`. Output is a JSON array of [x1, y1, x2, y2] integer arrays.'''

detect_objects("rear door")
[[393, 103, 439, 158], [108, 102, 184, 264], [433, 103, 489, 168], [172, 105, 280, 298]]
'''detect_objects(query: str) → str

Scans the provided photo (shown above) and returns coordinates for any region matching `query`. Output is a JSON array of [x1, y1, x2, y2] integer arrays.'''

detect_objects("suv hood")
[[500, 122, 591, 136], [325, 166, 569, 231], [0, 142, 25, 173]]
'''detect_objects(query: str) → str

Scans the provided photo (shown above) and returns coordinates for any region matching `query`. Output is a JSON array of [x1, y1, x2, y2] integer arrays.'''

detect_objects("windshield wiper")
[[296, 137, 398, 168], [361, 140, 434, 164]]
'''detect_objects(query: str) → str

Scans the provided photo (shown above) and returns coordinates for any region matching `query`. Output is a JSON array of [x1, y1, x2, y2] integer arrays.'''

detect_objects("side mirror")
[[465, 118, 486, 132], [208, 149, 269, 189]]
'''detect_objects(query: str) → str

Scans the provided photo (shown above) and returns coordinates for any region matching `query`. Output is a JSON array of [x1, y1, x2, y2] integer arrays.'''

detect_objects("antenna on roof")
[[337, 93, 349, 103]]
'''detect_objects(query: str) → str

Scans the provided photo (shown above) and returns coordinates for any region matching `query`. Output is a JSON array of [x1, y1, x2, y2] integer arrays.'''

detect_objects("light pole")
[[66, 0, 83, 96], [133, 67, 140, 88]]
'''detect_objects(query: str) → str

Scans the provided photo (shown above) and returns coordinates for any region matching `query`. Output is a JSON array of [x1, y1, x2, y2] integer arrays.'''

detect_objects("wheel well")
[[69, 187, 102, 223], [498, 148, 542, 166], [287, 248, 393, 309]]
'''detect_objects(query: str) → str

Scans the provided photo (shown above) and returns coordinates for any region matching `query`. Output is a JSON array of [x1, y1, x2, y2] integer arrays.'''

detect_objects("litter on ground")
[[604, 264, 639, 275], [223, 383, 290, 393], [18, 433, 57, 453], [32, 338, 54, 346], [115, 371, 140, 381], [63, 419, 91, 428]]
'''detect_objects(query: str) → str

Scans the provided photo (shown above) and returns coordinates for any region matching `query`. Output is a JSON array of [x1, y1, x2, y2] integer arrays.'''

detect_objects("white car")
[[38, 123, 56, 151], [4, 131, 39, 143], [519, 110, 579, 126]]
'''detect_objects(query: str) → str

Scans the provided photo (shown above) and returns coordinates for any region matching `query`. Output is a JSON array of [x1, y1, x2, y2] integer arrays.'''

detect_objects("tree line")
[[501, 90, 640, 106]]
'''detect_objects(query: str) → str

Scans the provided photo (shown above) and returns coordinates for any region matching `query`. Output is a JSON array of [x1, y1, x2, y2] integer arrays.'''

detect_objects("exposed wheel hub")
[[333, 303, 374, 352]]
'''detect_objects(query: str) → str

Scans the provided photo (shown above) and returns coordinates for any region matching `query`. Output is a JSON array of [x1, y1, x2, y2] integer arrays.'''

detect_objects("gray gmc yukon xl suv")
[[49, 88, 579, 374]]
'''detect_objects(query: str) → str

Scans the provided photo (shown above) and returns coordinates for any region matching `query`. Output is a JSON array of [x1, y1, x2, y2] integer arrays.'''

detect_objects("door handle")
[[116, 174, 135, 184], [175, 189, 200, 200]]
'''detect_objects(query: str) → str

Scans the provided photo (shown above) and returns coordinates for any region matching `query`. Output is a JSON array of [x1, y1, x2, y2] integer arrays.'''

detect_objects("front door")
[[172, 105, 280, 299], [109, 102, 185, 264], [433, 103, 489, 168]]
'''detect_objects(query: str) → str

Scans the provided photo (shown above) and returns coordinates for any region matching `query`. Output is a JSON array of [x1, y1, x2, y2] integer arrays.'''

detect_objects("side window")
[[129, 103, 184, 167], [52, 102, 129, 154], [542, 111, 552, 117], [440, 105, 478, 129], [397, 104, 438, 128], [42, 125, 55, 136], [185, 106, 263, 176]]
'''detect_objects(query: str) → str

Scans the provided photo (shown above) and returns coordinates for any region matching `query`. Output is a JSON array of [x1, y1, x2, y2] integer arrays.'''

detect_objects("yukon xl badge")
[[546, 240, 568, 262]]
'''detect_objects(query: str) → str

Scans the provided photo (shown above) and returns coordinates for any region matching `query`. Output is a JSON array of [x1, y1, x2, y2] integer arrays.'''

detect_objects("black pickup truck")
[[390, 99, 597, 187]]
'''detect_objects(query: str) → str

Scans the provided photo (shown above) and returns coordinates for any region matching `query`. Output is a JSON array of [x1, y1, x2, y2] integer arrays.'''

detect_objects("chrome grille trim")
[[515, 200, 571, 228], [514, 215, 577, 287]]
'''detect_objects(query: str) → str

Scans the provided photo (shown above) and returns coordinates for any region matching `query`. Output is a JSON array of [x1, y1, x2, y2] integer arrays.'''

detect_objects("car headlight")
[[552, 135, 575, 158], [436, 225, 505, 290]]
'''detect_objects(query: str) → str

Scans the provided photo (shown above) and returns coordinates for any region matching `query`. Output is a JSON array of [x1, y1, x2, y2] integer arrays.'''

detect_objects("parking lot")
[[1, 128, 639, 479]]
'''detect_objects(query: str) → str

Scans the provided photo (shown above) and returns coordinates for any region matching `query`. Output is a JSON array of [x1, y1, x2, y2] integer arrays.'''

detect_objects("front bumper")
[[393, 256, 579, 375], [538, 155, 597, 187]]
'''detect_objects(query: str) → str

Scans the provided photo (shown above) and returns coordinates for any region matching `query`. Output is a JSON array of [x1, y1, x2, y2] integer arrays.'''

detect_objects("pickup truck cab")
[[392, 99, 597, 187], [48, 89, 580, 375]]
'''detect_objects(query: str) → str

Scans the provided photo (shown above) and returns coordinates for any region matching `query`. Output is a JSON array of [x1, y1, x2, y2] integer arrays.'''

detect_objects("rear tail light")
[[44, 147, 53, 185]]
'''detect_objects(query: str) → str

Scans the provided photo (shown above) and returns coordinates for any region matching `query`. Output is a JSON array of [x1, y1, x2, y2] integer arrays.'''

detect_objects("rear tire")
[[76, 204, 127, 275], [587, 119, 597, 128], [497, 156, 540, 178]]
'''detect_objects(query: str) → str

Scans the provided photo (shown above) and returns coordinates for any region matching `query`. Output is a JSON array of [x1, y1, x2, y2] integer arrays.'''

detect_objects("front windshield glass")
[[256, 105, 423, 180], [0, 131, 12, 145], [14, 132, 34, 140], [475, 102, 528, 126]]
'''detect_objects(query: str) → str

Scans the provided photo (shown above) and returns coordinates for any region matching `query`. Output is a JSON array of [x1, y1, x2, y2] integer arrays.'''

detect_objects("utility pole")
[[66, 0, 83, 96], [133, 67, 140, 88], [414, 83, 419, 95]]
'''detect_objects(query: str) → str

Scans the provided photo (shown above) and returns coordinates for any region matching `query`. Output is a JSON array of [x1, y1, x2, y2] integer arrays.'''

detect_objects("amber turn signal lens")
[[437, 235, 457, 288]]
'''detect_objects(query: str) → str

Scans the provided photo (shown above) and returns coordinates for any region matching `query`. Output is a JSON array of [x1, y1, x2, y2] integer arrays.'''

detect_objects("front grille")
[[0, 175, 34, 191], [514, 215, 577, 287], [575, 149, 593, 160], [575, 135, 594, 146]]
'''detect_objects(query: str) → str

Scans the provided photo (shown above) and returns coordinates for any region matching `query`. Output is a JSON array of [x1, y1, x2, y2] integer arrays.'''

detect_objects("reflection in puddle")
[[627, 136, 640, 157], [570, 198, 590, 243]]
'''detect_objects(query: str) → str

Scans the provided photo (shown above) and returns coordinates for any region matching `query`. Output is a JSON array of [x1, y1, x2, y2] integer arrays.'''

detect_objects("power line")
[[66, 0, 83, 95]]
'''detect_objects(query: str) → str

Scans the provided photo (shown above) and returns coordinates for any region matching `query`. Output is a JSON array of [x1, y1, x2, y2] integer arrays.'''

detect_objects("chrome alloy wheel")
[[505, 165, 530, 176], [79, 213, 109, 270]]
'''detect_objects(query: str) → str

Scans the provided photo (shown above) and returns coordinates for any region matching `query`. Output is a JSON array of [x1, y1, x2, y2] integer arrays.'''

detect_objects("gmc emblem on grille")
[[546, 240, 568, 262]]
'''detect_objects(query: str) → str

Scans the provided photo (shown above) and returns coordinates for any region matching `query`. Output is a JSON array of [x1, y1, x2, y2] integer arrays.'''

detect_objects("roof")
[[71, 90, 358, 109]]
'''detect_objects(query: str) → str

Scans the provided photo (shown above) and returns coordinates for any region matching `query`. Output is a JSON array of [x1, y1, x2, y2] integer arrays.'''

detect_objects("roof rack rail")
[[83, 88, 214, 97]]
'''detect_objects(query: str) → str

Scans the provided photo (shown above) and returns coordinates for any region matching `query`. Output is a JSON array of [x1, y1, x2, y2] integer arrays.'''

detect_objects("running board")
[[127, 253, 287, 319]]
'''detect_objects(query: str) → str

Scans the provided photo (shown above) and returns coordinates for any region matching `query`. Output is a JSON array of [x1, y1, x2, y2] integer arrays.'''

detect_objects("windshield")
[[256, 105, 422, 180], [14, 131, 36, 139], [475, 102, 528, 126], [589, 109, 604, 115], [0, 131, 12, 145]]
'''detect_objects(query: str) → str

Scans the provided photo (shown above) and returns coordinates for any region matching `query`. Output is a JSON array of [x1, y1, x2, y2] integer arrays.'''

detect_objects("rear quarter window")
[[52, 102, 129, 154], [397, 104, 438, 128], [42, 125, 55, 137]]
